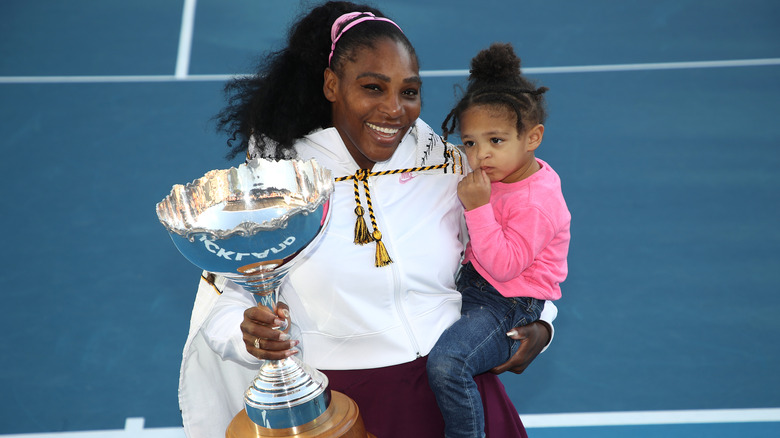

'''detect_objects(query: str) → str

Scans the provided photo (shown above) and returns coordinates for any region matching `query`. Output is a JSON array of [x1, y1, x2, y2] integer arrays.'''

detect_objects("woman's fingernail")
[[506, 330, 518, 337], [286, 348, 300, 357], [282, 309, 290, 319], [273, 318, 284, 327], [279, 332, 291, 341]]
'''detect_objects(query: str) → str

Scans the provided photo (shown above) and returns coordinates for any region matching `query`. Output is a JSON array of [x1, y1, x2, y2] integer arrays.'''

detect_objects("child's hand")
[[457, 169, 491, 211]]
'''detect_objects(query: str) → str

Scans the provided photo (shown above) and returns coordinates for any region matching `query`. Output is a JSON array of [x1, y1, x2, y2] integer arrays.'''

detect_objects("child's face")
[[460, 105, 543, 183]]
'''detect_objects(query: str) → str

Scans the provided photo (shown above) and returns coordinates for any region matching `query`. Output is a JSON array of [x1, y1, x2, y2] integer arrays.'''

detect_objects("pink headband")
[[328, 12, 403, 66]]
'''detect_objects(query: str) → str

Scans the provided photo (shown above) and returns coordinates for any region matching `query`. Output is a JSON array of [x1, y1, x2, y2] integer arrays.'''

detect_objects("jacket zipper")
[[370, 178, 422, 357]]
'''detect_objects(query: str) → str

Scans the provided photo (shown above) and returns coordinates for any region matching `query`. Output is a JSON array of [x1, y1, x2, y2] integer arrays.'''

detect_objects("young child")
[[427, 43, 571, 438]]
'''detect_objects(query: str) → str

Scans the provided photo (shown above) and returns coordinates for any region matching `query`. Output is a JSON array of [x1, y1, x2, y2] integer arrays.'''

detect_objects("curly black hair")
[[215, 1, 417, 160], [441, 42, 548, 142]]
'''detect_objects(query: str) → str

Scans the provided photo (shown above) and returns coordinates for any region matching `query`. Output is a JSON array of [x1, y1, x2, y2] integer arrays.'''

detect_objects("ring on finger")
[[254, 337, 260, 349]]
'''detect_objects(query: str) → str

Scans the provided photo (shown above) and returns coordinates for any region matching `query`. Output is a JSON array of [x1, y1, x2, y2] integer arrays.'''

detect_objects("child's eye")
[[463, 141, 474, 147], [490, 137, 503, 144]]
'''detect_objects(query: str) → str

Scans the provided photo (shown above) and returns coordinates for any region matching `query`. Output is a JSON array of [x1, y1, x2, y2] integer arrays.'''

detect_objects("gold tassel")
[[372, 230, 393, 267], [353, 205, 372, 244]]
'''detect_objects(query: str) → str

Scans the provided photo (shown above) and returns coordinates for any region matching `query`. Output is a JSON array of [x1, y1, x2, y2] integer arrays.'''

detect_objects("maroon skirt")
[[322, 356, 527, 438]]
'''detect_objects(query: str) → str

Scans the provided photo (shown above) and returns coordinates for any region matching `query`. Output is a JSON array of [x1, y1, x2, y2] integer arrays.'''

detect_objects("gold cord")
[[335, 154, 458, 267]]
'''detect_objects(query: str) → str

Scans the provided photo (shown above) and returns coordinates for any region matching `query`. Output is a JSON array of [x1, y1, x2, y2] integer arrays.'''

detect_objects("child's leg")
[[427, 265, 521, 438], [428, 307, 506, 438]]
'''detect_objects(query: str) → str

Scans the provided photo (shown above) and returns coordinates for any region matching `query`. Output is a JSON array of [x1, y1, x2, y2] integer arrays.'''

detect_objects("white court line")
[[0, 75, 182, 84], [522, 408, 780, 428], [174, 0, 198, 79], [1, 58, 780, 84], [0, 409, 778, 436], [0, 418, 185, 438], [424, 57, 780, 76]]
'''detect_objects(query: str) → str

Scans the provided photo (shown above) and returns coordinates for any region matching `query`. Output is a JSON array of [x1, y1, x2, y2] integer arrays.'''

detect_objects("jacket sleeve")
[[465, 203, 557, 282], [538, 300, 557, 352], [200, 277, 262, 366]]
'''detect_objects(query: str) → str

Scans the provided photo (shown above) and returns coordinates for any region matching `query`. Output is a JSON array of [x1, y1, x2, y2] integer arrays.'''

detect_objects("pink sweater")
[[463, 159, 570, 300]]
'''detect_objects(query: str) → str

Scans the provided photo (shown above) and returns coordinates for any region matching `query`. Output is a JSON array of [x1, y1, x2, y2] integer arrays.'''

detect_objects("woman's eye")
[[402, 88, 419, 97], [362, 84, 382, 92]]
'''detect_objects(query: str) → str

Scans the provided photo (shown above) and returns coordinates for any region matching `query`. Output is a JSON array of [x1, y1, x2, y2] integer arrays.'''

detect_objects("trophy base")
[[226, 391, 375, 438]]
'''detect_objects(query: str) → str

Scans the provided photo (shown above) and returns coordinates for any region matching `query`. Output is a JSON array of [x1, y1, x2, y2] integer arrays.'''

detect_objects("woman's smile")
[[366, 122, 402, 138]]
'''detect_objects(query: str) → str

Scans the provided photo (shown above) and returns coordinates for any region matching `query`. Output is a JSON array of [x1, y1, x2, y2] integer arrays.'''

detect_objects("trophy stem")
[[253, 290, 280, 317]]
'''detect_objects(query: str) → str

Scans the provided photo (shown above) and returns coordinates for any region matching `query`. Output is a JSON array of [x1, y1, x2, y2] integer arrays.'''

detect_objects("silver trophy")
[[156, 158, 334, 430]]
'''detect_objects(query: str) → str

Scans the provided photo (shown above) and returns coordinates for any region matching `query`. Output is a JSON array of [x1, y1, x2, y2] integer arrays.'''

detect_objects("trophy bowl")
[[156, 158, 334, 430]]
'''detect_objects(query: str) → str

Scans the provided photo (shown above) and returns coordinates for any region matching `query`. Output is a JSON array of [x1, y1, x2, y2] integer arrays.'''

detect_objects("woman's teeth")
[[366, 122, 399, 136]]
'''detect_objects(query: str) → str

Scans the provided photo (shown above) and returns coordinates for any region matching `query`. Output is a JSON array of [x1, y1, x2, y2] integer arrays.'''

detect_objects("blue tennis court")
[[1, 1, 779, 436]]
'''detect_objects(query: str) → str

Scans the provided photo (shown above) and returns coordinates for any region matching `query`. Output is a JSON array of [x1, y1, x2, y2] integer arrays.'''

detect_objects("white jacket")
[[178, 119, 558, 437]]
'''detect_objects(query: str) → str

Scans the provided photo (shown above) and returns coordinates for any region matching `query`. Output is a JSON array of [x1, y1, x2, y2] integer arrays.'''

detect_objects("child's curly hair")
[[441, 42, 548, 141]]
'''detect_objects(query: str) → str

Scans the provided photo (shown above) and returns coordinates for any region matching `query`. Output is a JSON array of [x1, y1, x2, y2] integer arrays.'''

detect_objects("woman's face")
[[324, 38, 421, 169]]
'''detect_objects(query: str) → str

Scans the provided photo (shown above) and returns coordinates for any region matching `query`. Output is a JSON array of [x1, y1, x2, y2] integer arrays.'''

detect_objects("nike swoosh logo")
[[399, 172, 416, 184]]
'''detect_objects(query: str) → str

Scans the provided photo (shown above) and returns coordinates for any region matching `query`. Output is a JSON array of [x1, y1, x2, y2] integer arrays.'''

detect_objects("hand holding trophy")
[[156, 158, 372, 437]]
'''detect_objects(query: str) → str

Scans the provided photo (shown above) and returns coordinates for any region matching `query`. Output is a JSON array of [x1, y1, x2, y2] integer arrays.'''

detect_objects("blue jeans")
[[427, 263, 543, 438]]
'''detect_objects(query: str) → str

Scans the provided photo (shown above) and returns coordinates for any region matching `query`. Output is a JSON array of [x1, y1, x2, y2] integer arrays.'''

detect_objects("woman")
[[179, 2, 557, 437]]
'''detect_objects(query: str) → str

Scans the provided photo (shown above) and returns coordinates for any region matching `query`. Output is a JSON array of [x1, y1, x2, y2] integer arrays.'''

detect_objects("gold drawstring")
[[335, 151, 458, 267], [338, 168, 393, 266], [351, 169, 373, 245]]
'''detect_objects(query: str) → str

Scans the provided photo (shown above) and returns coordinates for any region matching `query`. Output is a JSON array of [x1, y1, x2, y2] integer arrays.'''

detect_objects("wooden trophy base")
[[225, 391, 375, 438]]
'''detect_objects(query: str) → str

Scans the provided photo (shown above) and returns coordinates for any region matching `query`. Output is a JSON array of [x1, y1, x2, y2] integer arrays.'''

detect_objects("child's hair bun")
[[469, 42, 521, 84]]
